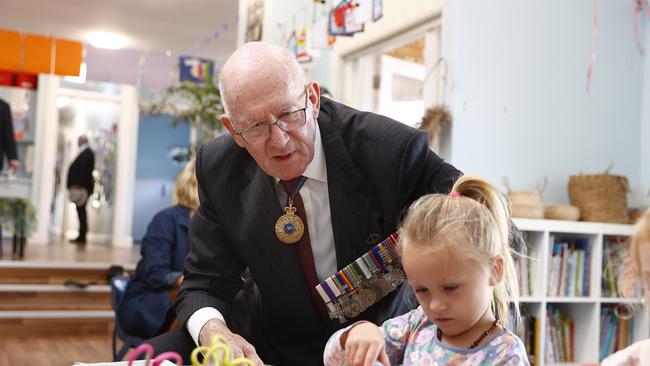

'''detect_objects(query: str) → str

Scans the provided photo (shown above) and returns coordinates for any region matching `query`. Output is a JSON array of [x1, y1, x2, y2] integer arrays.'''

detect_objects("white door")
[[377, 54, 425, 128]]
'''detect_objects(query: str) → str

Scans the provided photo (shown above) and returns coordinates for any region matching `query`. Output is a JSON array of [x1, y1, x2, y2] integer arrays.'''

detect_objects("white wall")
[[444, 0, 645, 204]]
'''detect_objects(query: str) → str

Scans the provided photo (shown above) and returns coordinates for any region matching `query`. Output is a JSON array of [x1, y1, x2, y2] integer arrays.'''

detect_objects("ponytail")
[[451, 176, 520, 330]]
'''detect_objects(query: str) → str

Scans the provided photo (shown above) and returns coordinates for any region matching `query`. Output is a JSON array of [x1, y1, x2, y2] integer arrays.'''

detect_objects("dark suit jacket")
[[176, 98, 462, 365], [0, 99, 18, 171], [66, 147, 95, 194], [118, 205, 191, 339]]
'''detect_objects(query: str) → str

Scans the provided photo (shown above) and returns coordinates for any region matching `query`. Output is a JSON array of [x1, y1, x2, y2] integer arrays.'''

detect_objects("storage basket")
[[544, 204, 580, 221], [503, 177, 547, 219], [568, 174, 629, 224]]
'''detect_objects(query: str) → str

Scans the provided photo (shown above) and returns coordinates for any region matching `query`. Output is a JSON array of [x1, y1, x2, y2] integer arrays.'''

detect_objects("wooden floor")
[[0, 334, 131, 366], [0, 238, 141, 267]]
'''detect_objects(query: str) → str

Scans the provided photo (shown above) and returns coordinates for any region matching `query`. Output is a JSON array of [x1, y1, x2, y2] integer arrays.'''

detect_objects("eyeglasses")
[[234, 86, 309, 145]]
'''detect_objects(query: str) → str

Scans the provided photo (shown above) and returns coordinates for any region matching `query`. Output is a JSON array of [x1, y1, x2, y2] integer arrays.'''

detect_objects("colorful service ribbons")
[[315, 232, 405, 323]]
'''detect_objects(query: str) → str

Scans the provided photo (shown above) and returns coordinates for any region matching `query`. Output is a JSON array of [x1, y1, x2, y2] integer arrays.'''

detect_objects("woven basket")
[[544, 204, 580, 221], [568, 174, 629, 223], [503, 177, 547, 219]]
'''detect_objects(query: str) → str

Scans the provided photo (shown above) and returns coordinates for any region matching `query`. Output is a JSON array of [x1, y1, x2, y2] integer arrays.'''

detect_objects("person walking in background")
[[0, 98, 19, 173], [117, 159, 199, 339], [66, 135, 95, 244]]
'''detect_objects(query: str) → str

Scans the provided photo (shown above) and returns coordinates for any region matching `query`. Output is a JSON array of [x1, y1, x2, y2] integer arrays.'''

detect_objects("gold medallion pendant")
[[275, 199, 304, 244]]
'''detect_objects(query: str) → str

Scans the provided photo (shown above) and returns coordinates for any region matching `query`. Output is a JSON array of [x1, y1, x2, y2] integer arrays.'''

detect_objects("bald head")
[[219, 42, 306, 116]]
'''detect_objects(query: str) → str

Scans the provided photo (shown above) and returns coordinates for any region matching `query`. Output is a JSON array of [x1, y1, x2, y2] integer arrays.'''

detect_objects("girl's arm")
[[323, 310, 418, 366]]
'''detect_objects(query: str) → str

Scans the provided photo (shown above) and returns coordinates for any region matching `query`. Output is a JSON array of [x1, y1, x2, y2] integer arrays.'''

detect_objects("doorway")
[[52, 95, 120, 244], [339, 21, 448, 155]]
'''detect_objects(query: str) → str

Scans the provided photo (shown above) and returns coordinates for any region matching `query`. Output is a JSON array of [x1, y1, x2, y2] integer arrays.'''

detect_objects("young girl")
[[323, 176, 528, 366], [601, 208, 650, 365]]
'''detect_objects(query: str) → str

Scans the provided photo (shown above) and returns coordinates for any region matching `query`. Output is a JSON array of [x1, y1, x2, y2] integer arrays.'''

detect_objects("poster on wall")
[[179, 56, 214, 83], [246, 0, 264, 42], [373, 0, 383, 21], [330, 0, 364, 36], [296, 28, 313, 64]]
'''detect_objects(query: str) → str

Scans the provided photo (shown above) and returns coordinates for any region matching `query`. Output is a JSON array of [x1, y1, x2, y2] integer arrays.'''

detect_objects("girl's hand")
[[341, 322, 391, 366]]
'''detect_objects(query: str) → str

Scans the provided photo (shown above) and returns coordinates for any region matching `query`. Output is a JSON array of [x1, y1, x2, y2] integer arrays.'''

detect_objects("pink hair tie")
[[449, 191, 460, 197]]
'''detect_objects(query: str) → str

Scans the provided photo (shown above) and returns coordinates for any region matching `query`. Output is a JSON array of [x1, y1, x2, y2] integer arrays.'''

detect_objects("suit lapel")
[[318, 110, 374, 270]]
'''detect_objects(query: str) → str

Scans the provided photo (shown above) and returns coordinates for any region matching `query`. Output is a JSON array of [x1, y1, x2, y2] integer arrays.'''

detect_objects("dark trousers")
[[76, 202, 87, 240]]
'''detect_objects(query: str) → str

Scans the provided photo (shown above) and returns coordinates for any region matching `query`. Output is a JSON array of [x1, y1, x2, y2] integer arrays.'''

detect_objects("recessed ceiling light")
[[87, 31, 126, 50]]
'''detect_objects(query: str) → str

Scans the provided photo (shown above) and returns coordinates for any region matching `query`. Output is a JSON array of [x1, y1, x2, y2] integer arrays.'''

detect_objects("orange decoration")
[[0, 29, 21, 71], [54, 38, 82, 76], [23, 34, 53, 74]]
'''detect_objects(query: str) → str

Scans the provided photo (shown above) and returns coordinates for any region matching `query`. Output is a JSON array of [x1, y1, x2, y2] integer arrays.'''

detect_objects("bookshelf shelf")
[[545, 297, 597, 303], [512, 219, 647, 366], [600, 298, 645, 305], [520, 296, 545, 303]]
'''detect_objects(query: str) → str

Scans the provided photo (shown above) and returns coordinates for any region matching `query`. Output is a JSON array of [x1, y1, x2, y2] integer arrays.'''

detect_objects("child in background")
[[324, 176, 528, 366], [601, 208, 650, 365]]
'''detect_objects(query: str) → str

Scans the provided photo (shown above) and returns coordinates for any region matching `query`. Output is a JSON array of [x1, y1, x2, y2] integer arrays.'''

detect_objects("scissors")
[[191, 336, 255, 366], [128, 343, 183, 366]]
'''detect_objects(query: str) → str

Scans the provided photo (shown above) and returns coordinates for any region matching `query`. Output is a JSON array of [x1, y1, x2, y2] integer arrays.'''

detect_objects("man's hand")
[[199, 318, 264, 366], [341, 322, 390, 366], [8, 160, 19, 172]]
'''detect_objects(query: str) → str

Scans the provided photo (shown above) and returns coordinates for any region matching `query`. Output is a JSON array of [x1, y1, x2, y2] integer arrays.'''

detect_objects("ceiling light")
[[87, 31, 126, 50]]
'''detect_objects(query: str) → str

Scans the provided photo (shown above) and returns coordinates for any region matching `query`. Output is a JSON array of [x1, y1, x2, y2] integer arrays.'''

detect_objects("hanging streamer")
[[633, 0, 650, 54], [586, 0, 599, 93]]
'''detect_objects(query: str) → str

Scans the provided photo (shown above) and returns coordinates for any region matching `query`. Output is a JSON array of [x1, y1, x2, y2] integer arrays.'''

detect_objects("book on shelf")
[[546, 237, 590, 297], [545, 305, 574, 363], [599, 305, 635, 361]]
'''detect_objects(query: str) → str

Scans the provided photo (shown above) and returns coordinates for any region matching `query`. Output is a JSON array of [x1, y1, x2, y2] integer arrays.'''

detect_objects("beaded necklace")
[[436, 319, 500, 349]]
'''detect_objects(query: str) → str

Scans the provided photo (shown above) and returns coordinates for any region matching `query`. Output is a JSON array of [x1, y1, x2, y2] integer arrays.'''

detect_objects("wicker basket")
[[568, 174, 629, 223], [544, 204, 580, 221], [503, 177, 547, 219]]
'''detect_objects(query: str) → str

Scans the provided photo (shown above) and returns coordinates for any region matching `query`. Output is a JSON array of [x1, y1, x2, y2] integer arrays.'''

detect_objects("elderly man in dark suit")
[[149, 42, 462, 365], [66, 135, 95, 244], [0, 98, 19, 172]]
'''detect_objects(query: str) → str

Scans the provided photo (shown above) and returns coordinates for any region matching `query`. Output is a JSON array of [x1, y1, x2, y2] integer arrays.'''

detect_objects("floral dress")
[[324, 306, 529, 366]]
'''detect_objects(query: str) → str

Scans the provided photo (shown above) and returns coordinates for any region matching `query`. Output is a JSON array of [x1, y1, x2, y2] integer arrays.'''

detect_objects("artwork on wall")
[[246, 0, 264, 42]]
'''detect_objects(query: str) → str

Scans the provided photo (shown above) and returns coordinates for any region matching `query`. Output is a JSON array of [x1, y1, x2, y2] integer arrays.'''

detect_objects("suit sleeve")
[[174, 145, 247, 326], [397, 131, 526, 254], [1, 102, 18, 161], [398, 130, 462, 205]]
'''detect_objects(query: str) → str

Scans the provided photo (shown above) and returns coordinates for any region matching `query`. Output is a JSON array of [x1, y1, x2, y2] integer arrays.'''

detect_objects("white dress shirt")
[[187, 126, 337, 345]]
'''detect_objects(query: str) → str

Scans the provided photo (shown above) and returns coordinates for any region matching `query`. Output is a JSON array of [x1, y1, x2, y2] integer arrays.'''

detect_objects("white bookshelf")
[[513, 218, 649, 366]]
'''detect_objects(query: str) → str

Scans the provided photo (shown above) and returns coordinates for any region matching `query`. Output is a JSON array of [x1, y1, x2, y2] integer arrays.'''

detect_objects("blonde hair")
[[398, 175, 520, 330], [173, 158, 199, 210], [620, 208, 650, 298]]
